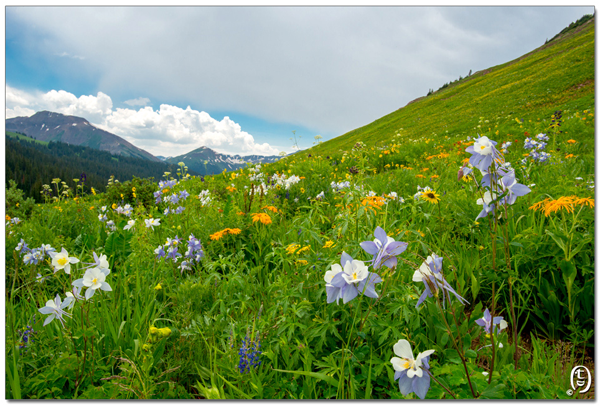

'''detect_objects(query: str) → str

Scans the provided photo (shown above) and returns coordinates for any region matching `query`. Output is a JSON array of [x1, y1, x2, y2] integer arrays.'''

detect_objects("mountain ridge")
[[6, 111, 161, 162]]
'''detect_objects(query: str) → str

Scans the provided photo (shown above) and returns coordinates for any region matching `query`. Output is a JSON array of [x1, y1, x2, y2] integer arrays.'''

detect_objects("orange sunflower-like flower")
[[252, 212, 272, 225], [210, 231, 225, 241]]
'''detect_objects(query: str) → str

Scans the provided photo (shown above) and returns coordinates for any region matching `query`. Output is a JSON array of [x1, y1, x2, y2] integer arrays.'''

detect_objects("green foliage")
[[5, 179, 36, 219], [105, 176, 158, 210]]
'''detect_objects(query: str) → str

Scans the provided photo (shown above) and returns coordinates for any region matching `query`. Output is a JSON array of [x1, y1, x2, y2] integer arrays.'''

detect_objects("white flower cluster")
[[198, 190, 212, 206], [271, 173, 301, 190]]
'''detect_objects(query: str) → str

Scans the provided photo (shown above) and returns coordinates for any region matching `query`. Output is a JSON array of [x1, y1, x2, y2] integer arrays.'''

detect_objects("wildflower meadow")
[[5, 106, 595, 399], [4, 14, 595, 401]]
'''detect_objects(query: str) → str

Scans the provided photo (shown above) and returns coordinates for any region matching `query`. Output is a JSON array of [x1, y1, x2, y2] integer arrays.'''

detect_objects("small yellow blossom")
[[154, 283, 162, 291]]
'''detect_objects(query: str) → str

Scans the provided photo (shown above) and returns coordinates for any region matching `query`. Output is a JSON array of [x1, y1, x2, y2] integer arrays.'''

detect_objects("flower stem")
[[425, 369, 457, 399]]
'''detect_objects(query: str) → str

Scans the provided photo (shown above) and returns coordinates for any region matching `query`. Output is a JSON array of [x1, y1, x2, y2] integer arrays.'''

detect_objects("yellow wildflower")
[[251, 212, 272, 225]]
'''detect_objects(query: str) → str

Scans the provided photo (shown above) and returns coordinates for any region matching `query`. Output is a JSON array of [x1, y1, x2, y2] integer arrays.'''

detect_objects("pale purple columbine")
[[166, 247, 182, 262], [475, 309, 508, 337], [72, 266, 112, 300], [412, 254, 468, 308], [65, 286, 84, 309], [390, 339, 434, 399], [175, 206, 185, 214], [179, 190, 190, 200], [154, 190, 163, 204], [523, 137, 538, 150], [38, 294, 72, 327], [499, 169, 530, 205], [324, 252, 381, 304], [15, 239, 29, 254], [475, 191, 498, 220], [360, 226, 408, 270], [155, 245, 166, 259], [536, 133, 549, 142], [465, 135, 502, 171], [83, 252, 111, 274]]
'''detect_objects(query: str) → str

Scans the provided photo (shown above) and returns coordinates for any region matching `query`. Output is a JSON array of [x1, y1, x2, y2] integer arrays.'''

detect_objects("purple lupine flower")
[[475, 308, 508, 337], [238, 333, 262, 374], [465, 135, 502, 171], [391, 339, 434, 399], [360, 226, 408, 270], [412, 254, 468, 308]]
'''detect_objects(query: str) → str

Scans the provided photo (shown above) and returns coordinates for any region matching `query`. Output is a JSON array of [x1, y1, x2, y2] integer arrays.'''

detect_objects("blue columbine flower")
[[475, 308, 508, 337], [324, 252, 381, 304], [360, 226, 408, 270], [465, 135, 502, 171], [412, 254, 468, 308], [390, 339, 435, 399]]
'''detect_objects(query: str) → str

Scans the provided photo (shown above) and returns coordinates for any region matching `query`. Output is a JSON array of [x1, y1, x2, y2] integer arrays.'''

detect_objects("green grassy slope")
[[6, 131, 49, 146], [297, 16, 594, 158]]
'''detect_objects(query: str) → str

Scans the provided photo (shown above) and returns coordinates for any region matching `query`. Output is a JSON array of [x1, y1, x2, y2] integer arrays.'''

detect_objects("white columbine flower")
[[49, 248, 80, 274], [73, 267, 112, 300], [145, 218, 161, 230], [390, 339, 435, 378], [341, 260, 369, 285], [124, 219, 135, 231], [473, 136, 494, 156], [38, 294, 72, 327]]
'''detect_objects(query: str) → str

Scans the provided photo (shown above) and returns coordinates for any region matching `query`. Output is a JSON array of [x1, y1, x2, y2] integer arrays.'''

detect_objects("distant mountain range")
[[6, 111, 161, 162], [6, 110, 282, 176], [165, 146, 280, 175]]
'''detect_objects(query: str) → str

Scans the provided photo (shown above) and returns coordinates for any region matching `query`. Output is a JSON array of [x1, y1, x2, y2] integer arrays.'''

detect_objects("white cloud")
[[6, 6, 593, 137], [5, 86, 279, 157], [56, 51, 85, 60], [124, 97, 151, 107]]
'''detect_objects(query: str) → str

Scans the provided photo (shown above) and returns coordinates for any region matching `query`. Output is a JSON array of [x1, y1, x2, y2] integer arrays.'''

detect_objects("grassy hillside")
[[296, 15, 594, 159], [6, 131, 49, 146]]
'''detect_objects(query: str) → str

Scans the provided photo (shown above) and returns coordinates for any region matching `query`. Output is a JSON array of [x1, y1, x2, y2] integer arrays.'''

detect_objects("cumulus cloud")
[[124, 97, 151, 107], [5, 86, 279, 157], [6, 6, 593, 137]]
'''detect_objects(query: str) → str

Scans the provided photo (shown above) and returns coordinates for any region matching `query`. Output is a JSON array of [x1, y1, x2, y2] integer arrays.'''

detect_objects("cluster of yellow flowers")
[[262, 205, 279, 213], [210, 228, 243, 241], [529, 195, 594, 217], [286, 243, 310, 255], [251, 212, 272, 225], [361, 196, 386, 210]]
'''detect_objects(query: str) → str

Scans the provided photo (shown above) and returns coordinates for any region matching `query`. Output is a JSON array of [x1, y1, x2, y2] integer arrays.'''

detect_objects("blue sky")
[[5, 6, 594, 157]]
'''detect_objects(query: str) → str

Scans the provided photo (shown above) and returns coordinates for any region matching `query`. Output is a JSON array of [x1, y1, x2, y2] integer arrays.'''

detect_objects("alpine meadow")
[[5, 14, 595, 400]]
